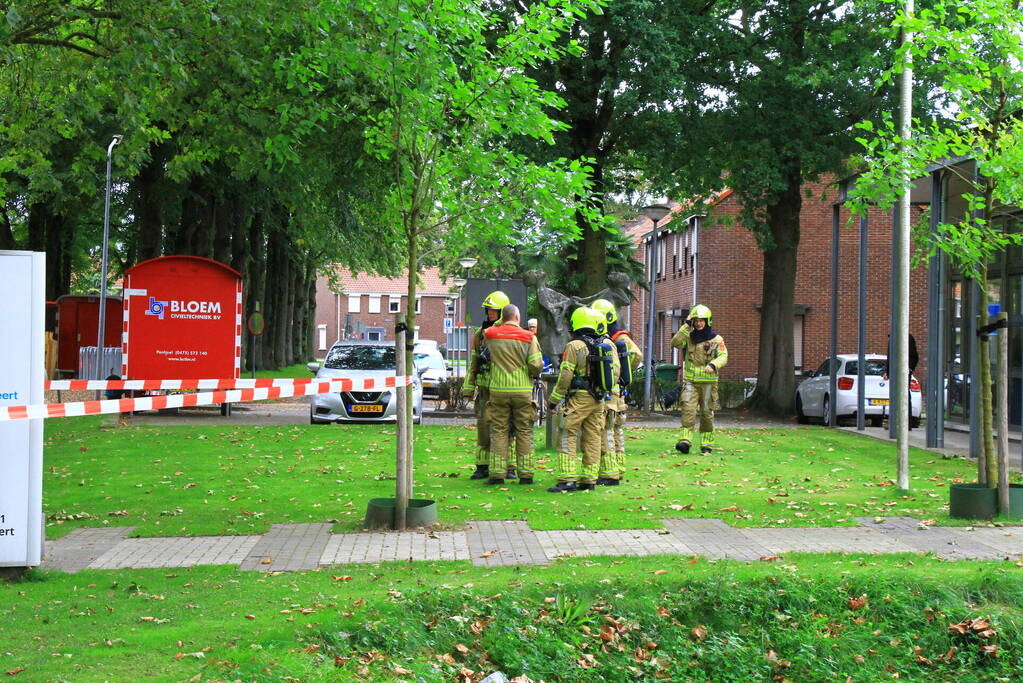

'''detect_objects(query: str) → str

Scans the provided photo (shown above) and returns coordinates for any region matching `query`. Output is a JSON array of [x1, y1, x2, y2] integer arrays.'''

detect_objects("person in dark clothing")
[[908, 333, 919, 373]]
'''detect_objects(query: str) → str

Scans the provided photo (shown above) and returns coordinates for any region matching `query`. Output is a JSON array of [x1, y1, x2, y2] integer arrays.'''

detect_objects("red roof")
[[333, 266, 452, 296]]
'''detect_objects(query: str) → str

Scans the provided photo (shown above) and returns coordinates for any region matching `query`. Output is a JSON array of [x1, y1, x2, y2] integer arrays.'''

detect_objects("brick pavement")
[[38, 517, 1023, 573]]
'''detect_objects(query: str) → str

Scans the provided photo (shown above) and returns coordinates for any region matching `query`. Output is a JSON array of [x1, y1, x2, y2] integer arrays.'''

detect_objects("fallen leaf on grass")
[[332, 575, 352, 582], [6, 669, 27, 676], [667, 503, 693, 511], [656, 606, 670, 617], [690, 625, 708, 642], [393, 665, 414, 675], [652, 569, 667, 575], [759, 555, 781, 562], [847, 594, 868, 610], [479, 550, 496, 558]]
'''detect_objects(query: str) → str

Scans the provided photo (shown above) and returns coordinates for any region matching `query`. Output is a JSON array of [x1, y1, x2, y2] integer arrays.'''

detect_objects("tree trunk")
[[245, 209, 265, 373], [748, 169, 802, 414], [977, 268, 995, 485], [211, 191, 235, 265], [133, 145, 165, 262], [0, 206, 18, 250], [30, 202, 71, 300]]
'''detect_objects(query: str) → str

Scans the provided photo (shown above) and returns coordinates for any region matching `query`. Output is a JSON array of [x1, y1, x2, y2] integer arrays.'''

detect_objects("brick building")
[[623, 179, 931, 387], [312, 267, 454, 355]]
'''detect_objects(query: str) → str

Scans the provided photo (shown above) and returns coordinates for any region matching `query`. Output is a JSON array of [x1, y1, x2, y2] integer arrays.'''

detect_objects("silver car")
[[309, 341, 423, 424]]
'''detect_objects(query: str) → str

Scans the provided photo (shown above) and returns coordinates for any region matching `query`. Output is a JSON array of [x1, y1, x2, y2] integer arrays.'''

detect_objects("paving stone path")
[[39, 517, 1023, 573]]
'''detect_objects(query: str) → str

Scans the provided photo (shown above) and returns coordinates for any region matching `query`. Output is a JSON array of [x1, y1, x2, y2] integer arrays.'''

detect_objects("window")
[[347, 295, 361, 313], [845, 359, 889, 376], [368, 295, 381, 314], [389, 296, 400, 313], [415, 297, 422, 314], [317, 325, 327, 351], [445, 299, 455, 315], [325, 343, 393, 368], [365, 328, 384, 342]]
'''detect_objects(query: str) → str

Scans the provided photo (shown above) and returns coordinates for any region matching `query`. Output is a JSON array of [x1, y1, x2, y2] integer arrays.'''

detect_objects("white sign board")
[[0, 251, 44, 567]]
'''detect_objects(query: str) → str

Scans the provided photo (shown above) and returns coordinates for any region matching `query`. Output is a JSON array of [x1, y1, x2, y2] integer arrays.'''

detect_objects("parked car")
[[413, 346, 449, 398], [308, 341, 423, 424], [795, 354, 921, 427]]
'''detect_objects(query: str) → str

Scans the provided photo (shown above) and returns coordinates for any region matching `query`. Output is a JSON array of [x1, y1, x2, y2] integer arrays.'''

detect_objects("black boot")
[[547, 481, 579, 493], [518, 477, 534, 485], [576, 482, 596, 491], [596, 478, 620, 486], [675, 440, 691, 454], [485, 477, 505, 485], [700, 446, 712, 455], [470, 465, 489, 480], [505, 469, 517, 480]]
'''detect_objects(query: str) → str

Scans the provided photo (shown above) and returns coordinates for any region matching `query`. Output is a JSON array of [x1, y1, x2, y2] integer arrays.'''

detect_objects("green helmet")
[[591, 298, 617, 324], [688, 304, 712, 324], [482, 290, 510, 311], [570, 306, 603, 334]]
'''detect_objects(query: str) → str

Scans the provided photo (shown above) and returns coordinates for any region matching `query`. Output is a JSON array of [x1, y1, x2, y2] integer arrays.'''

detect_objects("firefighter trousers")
[[474, 387, 491, 466], [598, 407, 626, 480], [678, 380, 718, 448], [557, 392, 604, 484], [487, 392, 535, 478]]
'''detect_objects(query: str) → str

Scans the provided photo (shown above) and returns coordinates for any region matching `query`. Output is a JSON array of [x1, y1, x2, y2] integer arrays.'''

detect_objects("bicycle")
[[532, 376, 548, 426]]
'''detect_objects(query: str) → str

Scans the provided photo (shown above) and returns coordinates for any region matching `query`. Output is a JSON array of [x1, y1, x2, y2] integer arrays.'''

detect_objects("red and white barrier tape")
[[45, 377, 411, 391], [3, 376, 413, 422]]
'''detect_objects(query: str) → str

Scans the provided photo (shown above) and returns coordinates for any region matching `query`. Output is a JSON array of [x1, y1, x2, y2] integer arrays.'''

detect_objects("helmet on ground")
[[482, 291, 510, 311], [570, 306, 602, 334], [688, 304, 712, 324], [591, 298, 617, 324]]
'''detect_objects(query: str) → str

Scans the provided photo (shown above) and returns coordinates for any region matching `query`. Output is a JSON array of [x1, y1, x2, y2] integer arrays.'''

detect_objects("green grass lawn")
[[42, 417, 1007, 540], [253, 362, 317, 379], [3, 556, 1022, 681]]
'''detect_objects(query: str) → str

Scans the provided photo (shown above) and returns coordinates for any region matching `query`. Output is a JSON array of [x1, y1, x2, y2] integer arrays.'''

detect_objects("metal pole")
[[997, 311, 1009, 513], [889, 205, 900, 439], [643, 219, 660, 410], [894, 0, 914, 490], [926, 170, 945, 448], [969, 279, 982, 479], [96, 134, 122, 380], [829, 203, 840, 427], [857, 213, 867, 431]]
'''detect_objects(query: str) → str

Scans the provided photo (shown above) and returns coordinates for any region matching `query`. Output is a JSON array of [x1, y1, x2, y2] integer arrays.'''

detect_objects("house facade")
[[312, 267, 454, 354], [623, 180, 931, 389]]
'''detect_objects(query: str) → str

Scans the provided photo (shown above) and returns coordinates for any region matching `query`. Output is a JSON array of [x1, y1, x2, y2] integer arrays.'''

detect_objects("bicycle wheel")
[[532, 380, 548, 426]]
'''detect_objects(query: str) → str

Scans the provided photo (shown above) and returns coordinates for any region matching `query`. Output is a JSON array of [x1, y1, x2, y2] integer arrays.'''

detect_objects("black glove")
[[547, 401, 558, 412]]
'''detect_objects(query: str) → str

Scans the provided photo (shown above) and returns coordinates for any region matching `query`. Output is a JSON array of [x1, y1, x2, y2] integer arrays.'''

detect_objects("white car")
[[309, 341, 423, 424], [795, 354, 921, 427], [413, 347, 449, 398]]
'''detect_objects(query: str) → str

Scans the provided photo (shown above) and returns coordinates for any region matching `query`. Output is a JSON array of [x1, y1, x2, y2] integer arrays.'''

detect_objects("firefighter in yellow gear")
[[479, 304, 544, 484], [546, 307, 614, 492], [670, 304, 728, 454], [591, 298, 643, 485], [464, 290, 510, 479]]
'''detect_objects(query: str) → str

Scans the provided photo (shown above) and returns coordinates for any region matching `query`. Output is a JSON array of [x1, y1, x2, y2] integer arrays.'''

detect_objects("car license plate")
[[869, 399, 890, 406], [350, 404, 384, 414]]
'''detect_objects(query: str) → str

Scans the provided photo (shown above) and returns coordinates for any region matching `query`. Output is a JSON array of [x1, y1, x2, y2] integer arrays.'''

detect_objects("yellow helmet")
[[591, 298, 617, 324], [482, 290, 510, 310], [570, 306, 602, 334], [688, 304, 712, 324]]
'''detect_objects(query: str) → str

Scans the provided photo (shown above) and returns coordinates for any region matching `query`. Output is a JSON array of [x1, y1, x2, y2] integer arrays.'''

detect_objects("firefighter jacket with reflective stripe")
[[481, 324, 543, 393], [610, 330, 643, 397], [671, 326, 728, 383], [549, 336, 620, 403], [464, 326, 490, 392]]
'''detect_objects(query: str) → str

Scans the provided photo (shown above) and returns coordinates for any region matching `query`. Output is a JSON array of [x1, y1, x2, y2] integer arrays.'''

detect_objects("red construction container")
[[121, 256, 242, 380], [54, 295, 123, 377]]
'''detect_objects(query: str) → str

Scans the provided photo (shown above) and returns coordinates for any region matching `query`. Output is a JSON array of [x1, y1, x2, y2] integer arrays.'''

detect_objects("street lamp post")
[[456, 257, 476, 378], [641, 203, 672, 410], [96, 134, 122, 380], [453, 277, 468, 377]]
